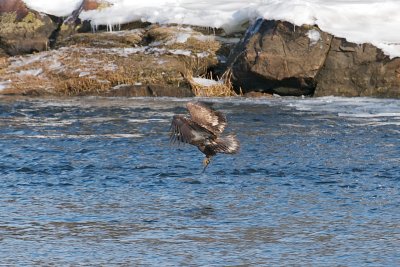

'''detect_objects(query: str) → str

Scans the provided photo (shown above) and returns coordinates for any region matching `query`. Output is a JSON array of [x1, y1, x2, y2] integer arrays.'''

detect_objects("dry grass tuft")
[[186, 69, 240, 97], [147, 26, 221, 53], [4, 74, 53, 95], [55, 77, 110, 96], [168, 37, 221, 54], [57, 31, 143, 49]]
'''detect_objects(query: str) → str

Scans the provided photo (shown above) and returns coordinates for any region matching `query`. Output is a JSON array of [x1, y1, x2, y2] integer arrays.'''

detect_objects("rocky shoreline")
[[1, 0, 399, 98]]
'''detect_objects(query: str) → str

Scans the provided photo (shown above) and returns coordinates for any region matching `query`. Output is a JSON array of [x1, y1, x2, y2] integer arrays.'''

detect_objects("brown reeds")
[[186, 69, 240, 97]]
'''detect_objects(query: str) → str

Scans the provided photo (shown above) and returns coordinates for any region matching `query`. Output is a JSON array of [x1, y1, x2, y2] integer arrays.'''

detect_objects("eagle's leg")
[[202, 156, 212, 173]]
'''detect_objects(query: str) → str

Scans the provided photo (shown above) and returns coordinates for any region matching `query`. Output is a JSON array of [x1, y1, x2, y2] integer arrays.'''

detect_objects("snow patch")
[[10, 54, 48, 68], [192, 77, 223, 87], [169, 49, 192, 56], [307, 29, 321, 46], [172, 32, 192, 44], [78, 71, 91, 77], [0, 81, 11, 91], [196, 52, 210, 58], [103, 63, 118, 71], [49, 60, 62, 70], [18, 68, 43, 77]]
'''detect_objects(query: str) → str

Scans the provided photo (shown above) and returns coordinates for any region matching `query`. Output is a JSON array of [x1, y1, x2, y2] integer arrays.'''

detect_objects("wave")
[[338, 112, 400, 118], [0, 133, 143, 139]]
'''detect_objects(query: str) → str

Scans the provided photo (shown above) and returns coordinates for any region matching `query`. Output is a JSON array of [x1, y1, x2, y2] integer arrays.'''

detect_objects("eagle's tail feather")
[[212, 134, 240, 154]]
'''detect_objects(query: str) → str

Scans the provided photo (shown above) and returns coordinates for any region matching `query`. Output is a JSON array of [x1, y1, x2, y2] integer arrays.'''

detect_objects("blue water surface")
[[0, 96, 399, 266]]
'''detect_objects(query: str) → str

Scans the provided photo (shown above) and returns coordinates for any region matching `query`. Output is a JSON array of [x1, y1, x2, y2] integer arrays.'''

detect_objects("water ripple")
[[0, 96, 399, 266]]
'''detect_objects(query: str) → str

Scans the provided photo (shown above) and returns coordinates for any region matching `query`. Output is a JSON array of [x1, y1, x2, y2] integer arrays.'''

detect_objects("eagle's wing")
[[186, 101, 227, 135], [208, 134, 240, 154], [170, 115, 215, 145]]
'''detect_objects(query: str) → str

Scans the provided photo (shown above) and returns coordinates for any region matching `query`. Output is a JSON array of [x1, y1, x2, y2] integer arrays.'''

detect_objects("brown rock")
[[82, 0, 112, 11], [228, 19, 331, 96], [104, 84, 193, 97], [83, 0, 101, 11], [147, 84, 194, 97], [104, 85, 153, 97], [244, 91, 273, 98], [0, 0, 28, 20], [0, 9, 57, 55], [314, 38, 400, 97]]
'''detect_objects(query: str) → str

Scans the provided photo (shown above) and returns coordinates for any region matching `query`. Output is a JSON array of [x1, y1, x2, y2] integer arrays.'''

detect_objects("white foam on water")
[[338, 113, 400, 118], [9, 133, 144, 139], [128, 118, 169, 123], [10, 96, 400, 128]]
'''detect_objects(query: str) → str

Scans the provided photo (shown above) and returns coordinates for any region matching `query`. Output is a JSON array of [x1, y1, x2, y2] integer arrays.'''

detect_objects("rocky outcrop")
[[0, 0, 108, 55], [314, 38, 400, 97], [0, 25, 220, 97], [228, 19, 332, 96], [1, 6, 399, 98], [0, 0, 57, 55], [228, 19, 400, 97], [55, 0, 116, 43]]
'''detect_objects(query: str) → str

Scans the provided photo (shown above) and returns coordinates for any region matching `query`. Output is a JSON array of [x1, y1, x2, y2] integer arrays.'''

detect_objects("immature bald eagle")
[[170, 101, 239, 171]]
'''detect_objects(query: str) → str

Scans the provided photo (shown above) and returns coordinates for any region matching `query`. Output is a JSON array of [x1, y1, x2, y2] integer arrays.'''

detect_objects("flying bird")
[[170, 101, 239, 172]]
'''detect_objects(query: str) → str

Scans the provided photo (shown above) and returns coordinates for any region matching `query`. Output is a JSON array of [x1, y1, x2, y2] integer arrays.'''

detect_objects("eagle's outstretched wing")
[[208, 134, 240, 154], [170, 115, 215, 145], [186, 101, 227, 136]]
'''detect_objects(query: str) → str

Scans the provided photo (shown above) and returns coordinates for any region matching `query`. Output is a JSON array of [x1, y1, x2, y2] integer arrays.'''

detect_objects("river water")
[[0, 96, 399, 266]]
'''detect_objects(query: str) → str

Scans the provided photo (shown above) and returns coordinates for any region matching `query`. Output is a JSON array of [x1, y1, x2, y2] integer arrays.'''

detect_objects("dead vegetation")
[[57, 30, 144, 49], [185, 69, 240, 97], [2, 46, 190, 96], [146, 26, 221, 53], [1, 25, 237, 97]]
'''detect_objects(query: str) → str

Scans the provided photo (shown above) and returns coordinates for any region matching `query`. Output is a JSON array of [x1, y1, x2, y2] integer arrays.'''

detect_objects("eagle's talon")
[[202, 157, 211, 173], [203, 157, 211, 167]]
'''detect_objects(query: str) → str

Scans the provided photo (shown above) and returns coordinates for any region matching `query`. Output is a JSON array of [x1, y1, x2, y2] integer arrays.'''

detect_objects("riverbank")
[[1, 0, 399, 97]]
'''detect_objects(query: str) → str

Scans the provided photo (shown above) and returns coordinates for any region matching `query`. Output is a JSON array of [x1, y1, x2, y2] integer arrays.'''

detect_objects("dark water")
[[0, 96, 399, 266]]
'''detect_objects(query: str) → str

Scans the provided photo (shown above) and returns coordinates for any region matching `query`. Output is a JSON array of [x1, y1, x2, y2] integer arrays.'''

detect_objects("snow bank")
[[22, 0, 400, 58], [23, 0, 82, 17]]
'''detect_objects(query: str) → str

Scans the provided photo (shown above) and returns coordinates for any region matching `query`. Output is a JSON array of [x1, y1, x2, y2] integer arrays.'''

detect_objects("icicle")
[[91, 22, 97, 33]]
